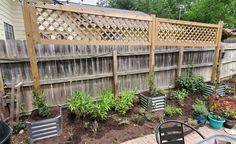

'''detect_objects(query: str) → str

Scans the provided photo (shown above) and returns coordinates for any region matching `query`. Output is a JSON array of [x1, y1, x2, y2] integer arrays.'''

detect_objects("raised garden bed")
[[139, 92, 166, 112], [26, 106, 62, 142], [203, 84, 226, 96]]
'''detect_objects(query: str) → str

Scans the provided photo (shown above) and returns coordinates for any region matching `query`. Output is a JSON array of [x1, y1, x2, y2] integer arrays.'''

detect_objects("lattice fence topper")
[[34, 3, 151, 45], [156, 18, 219, 46], [29, 3, 220, 46]]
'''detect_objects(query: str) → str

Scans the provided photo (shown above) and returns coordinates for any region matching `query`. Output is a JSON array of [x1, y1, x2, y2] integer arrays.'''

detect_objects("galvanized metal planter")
[[139, 94, 166, 112], [203, 84, 226, 96], [26, 106, 62, 142]]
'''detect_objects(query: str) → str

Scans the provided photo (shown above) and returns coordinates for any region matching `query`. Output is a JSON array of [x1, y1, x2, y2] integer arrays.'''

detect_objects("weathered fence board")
[[0, 40, 235, 112]]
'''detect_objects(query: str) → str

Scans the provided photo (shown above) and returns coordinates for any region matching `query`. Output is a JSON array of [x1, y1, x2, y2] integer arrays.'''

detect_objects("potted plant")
[[208, 112, 225, 129], [223, 108, 236, 129], [192, 99, 208, 124], [26, 90, 62, 142], [139, 82, 166, 112]]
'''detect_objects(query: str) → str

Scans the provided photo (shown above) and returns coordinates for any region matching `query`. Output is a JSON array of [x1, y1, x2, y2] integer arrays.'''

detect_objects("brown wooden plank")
[[112, 50, 118, 99], [10, 77, 15, 128], [211, 21, 224, 84], [22, 2, 42, 95], [149, 15, 156, 91], [177, 47, 184, 77]]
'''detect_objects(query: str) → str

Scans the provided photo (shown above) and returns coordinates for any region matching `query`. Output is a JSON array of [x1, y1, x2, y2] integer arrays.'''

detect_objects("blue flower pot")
[[208, 113, 225, 129], [193, 115, 207, 124]]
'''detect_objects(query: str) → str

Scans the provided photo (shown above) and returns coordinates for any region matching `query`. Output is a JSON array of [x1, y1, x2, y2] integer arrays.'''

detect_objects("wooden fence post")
[[211, 21, 224, 85], [177, 47, 184, 77], [22, 2, 42, 95], [0, 65, 4, 96], [112, 50, 118, 99], [149, 15, 157, 91], [10, 77, 15, 128]]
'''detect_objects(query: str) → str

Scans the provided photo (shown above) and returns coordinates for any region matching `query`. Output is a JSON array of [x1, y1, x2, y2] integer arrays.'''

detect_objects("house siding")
[[0, 0, 26, 40]]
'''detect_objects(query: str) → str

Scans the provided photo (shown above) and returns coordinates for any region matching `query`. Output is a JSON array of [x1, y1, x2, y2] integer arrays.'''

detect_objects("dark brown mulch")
[[13, 93, 205, 144]]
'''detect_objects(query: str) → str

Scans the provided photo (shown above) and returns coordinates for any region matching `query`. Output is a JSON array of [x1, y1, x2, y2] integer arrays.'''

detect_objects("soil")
[[12, 92, 204, 144], [28, 106, 60, 122]]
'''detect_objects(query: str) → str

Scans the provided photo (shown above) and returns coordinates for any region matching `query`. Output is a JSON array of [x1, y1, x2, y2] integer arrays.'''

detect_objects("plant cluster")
[[68, 90, 93, 117], [115, 89, 136, 115], [192, 99, 208, 117], [165, 105, 182, 117], [176, 75, 206, 94], [159, 88, 168, 96], [91, 88, 115, 121], [133, 108, 154, 124], [150, 81, 158, 97], [172, 89, 188, 106], [209, 96, 236, 119], [32, 90, 50, 118]]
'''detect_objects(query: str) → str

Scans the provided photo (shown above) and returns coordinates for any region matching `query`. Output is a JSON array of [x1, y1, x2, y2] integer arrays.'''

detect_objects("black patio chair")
[[155, 120, 205, 144]]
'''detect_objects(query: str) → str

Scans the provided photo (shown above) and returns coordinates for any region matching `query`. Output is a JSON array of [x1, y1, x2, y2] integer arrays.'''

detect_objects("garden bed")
[[12, 93, 204, 144]]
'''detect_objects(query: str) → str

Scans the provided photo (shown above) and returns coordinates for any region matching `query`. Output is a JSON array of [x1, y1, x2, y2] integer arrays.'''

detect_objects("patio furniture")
[[0, 121, 12, 144], [196, 134, 236, 144], [155, 120, 205, 144]]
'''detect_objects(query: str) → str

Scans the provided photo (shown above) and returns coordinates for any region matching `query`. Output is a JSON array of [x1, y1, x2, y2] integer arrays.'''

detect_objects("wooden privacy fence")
[[0, 1, 229, 112], [0, 41, 236, 112]]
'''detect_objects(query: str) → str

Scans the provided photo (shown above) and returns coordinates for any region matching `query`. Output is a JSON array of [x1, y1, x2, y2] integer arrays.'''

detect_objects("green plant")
[[133, 114, 144, 125], [159, 115, 164, 122], [115, 89, 136, 115], [192, 99, 208, 117], [118, 119, 130, 126], [150, 81, 158, 97], [138, 108, 146, 116], [159, 88, 168, 96], [90, 120, 99, 134], [176, 74, 206, 94], [187, 118, 198, 126], [13, 121, 25, 133], [165, 105, 182, 117], [145, 113, 153, 121], [172, 89, 188, 106], [32, 90, 50, 118], [91, 88, 115, 121], [224, 108, 236, 120], [68, 90, 93, 117]]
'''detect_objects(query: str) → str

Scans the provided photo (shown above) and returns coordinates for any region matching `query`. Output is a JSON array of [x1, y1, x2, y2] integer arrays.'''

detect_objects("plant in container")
[[26, 90, 62, 142], [208, 112, 225, 129], [139, 81, 166, 112], [192, 99, 208, 124], [223, 108, 236, 129]]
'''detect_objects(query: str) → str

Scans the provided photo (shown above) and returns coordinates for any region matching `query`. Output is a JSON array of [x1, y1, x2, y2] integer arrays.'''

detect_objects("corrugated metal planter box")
[[139, 94, 166, 112], [26, 106, 62, 142], [203, 84, 226, 96]]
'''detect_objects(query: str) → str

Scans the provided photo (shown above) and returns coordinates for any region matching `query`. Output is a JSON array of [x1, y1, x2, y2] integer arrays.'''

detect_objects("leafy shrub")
[[172, 89, 188, 106], [159, 88, 168, 96], [133, 114, 144, 125], [13, 121, 25, 133], [138, 108, 146, 116], [150, 81, 158, 97], [187, 118, 198, 126], [165, 105, 182, 117], [68, 90, 93, 117], [115, 89, 136, 115], [91, 88, 115, 121], [118, 119, 130, 126], [192, 99, 208, 117], [145, 113, 153, 121], [176, 75, 206, 94], [32, 90, 50, 117]]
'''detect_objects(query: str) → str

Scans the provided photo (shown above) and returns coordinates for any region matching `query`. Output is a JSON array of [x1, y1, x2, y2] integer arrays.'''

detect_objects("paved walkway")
[[122, 125, 236, 144]]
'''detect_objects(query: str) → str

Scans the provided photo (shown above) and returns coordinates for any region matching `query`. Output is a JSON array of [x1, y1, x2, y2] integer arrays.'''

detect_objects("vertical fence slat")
[[149, 15, 156, 91], [0, 65, 4, 95], [177, 46, 184, 77], [112, 50, 118, 99], [22, 2, 41, 95]]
